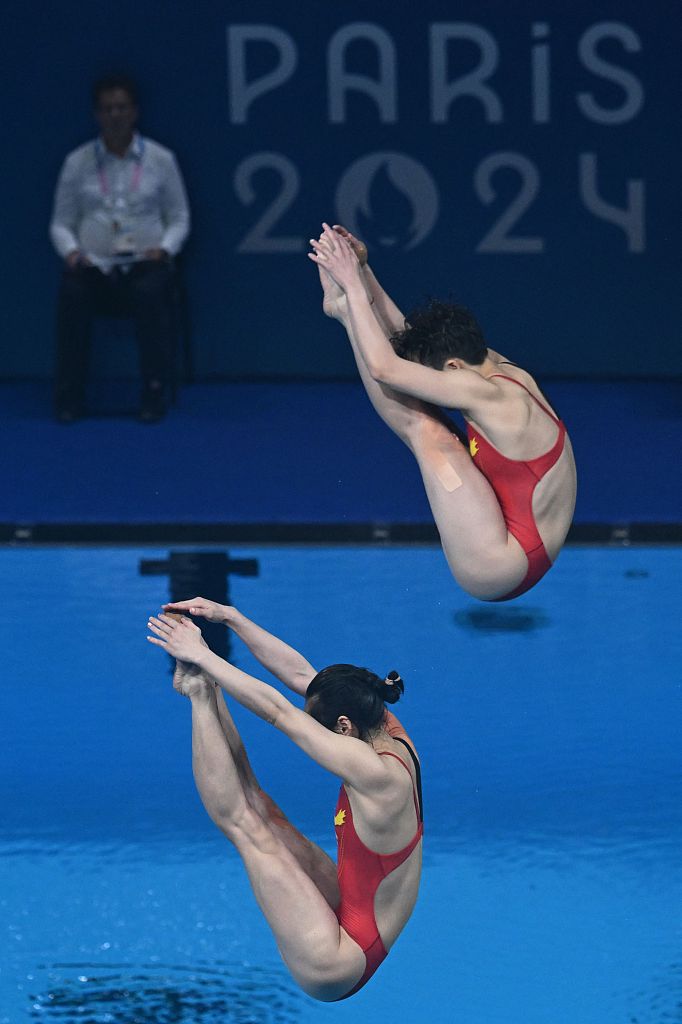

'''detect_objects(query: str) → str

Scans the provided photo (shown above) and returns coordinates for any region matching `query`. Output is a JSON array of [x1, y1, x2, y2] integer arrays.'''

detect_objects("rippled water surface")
[[1, 546, 680, 1023]]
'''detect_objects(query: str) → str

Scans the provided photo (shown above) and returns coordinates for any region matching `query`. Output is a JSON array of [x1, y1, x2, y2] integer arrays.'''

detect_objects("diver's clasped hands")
[[147, 612, 208, 664], [308, 223, 365, 294], [332, 224, 368, 267], [162, 596, 231, 624], [147, 597, 243, 671]]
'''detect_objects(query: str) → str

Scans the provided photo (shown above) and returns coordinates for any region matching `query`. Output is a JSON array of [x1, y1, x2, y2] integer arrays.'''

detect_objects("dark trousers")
[[54, 260, 174, 410]]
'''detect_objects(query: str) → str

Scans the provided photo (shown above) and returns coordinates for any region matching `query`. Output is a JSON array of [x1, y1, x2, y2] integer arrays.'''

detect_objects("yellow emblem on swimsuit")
[[334, 809, 346, 827], [469, 437, 479, 457]]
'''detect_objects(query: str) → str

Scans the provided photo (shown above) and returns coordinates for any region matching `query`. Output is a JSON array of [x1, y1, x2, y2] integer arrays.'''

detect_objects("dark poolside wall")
[[4, 0, 680, 379]]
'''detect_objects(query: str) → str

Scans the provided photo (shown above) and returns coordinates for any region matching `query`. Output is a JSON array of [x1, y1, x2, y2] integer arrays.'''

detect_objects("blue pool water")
[[1, 545, 680, 1023]]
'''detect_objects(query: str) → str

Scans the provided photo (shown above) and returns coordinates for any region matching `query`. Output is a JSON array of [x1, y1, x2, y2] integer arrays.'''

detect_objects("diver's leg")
[[322, 273, 527, 599], [407, 416, 528, 599], [188, 684, 363, 1000], [175, 660, 338, 906]]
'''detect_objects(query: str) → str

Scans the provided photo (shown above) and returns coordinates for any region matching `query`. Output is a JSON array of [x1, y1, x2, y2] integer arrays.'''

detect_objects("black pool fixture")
[[140, 551, 259, 661]]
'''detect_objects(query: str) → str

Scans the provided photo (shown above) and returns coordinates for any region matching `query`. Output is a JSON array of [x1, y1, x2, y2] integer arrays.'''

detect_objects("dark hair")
[[92, 75, 139, 108], [306, 665, 404, 740], [391, 299, 487, 368]]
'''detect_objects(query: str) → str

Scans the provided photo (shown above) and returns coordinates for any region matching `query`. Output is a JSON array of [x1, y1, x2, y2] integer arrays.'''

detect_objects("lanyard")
[[95, 138, 145, 197]]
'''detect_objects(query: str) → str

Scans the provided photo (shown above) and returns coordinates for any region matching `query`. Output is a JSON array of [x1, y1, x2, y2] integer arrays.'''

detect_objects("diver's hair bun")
[[306, 664, 404, 739], [380, 670, 404, 704]]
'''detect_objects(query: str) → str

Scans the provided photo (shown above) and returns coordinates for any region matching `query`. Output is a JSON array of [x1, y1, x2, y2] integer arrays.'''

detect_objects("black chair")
[[93, 257, 192, 406]]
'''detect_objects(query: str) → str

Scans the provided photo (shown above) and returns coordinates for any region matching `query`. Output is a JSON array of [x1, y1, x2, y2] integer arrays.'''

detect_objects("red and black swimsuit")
[[466, 374, 567, 600], [333, 738, 423, 1000]]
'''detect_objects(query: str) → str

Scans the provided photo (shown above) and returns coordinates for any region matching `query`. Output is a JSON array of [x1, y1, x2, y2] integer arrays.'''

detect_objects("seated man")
[[50, 74, 190, 423]]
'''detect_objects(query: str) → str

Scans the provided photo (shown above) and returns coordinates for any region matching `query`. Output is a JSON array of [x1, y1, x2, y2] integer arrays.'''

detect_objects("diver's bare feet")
[[313, 225, 373, 319], [317, 265, 349, 321], [163, 611, 210, 698], [173, 658, 213, 699]]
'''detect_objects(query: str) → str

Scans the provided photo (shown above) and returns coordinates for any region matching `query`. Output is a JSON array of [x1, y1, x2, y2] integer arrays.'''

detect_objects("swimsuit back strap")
[[488, 374, 563, 427], [378, 748, 423, 825], [393, 737, 424, 823]]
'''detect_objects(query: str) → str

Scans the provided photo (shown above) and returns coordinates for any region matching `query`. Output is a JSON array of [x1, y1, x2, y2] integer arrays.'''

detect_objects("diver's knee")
[[411, 414, 464, 455]]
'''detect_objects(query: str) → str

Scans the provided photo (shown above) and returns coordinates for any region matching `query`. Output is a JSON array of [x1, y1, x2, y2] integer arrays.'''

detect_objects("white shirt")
[[50, 133, 190, 271]]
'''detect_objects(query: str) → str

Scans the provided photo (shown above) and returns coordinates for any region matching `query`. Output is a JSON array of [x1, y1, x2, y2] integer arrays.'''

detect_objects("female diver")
[[308, 224, 577, 601], [147, 598, 423, 1002]]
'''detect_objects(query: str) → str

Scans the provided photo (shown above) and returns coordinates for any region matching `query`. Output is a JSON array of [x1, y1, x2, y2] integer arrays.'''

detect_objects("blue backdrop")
[[4, 0, 680, 378]]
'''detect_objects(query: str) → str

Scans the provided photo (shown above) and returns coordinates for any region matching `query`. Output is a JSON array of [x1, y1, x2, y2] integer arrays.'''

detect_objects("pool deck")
[[1, 379, 680, 541]]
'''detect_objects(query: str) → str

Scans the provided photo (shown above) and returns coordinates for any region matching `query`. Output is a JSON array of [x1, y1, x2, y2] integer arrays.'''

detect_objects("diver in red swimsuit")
[[309, 223, 577, 601], [332, 706, 423, 998], [148, 598, 423, 1002], [466, 371, 568, 599]]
